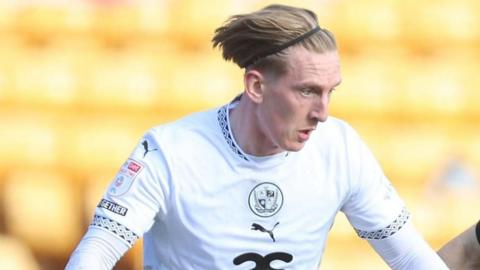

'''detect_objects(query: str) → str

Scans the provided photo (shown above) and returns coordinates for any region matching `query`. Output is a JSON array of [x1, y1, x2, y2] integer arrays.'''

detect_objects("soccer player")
[[66, 4, 460, 269]]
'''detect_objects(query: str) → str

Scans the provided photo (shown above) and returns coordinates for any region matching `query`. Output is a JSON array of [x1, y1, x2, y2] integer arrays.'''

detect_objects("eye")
[[300, 88, 314, 97], [328, 87, 336, 96]]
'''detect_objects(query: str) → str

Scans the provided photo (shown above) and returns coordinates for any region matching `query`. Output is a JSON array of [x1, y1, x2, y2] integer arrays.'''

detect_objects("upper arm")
[[67, 130, 171, 269], [340, 125, 406, 235], [92, 130, 171, 248], [339, 125, 447, 269]]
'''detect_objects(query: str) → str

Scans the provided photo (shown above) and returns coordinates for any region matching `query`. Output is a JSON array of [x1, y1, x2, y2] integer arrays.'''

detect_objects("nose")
[[309, 94, 329, 122]]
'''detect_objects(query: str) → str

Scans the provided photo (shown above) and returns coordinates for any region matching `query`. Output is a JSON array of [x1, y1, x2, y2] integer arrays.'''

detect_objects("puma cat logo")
[[142, 140, 158, 158], [251, 222, 280, 242]]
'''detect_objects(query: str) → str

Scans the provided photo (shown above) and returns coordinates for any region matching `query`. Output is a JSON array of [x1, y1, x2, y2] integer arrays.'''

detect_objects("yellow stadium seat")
[[11, 46, 79, 106], [3, 170, 82, 257], [92, 5, 141, 47], [12, 3, 95, 42], [327, 0, 402, 51], [136, 1, 170, 37], [402, 55, 467, 116], [0, 65, 10, 104], [402, 0, 479, 49], [414, 187, 480, 245], [168, 50, 242, 110], [344, 121, 460, 192], [0, 112, 58, 169], [332, 49, 408, 116], [461, 134, 480, 170], [0, 234, 40, 270], [166, 0, 251, 49], [14, 6, 70, 43], [0, 2, 15, 32], [61, 117, 140, 172], [0, 36, 23, 104], [450, 50, 480, 117], [62, 3, 95, 35], [81, 48, 163, 109]]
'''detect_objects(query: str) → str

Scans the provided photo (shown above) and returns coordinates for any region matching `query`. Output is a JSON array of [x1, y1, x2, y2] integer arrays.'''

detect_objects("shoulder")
[[150, 107, 220, 139], [143, 107, 223, 155]]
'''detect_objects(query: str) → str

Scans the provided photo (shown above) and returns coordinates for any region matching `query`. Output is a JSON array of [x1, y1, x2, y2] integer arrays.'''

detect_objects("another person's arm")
[[438, 220, 480, 269]]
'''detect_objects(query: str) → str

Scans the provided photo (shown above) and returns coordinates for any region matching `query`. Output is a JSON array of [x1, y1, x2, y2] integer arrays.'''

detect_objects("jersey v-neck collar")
[[216, 96, 289, 167]]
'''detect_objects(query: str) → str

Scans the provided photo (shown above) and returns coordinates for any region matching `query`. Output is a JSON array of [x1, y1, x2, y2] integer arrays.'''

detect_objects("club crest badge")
[[248, 182, 283, 217]]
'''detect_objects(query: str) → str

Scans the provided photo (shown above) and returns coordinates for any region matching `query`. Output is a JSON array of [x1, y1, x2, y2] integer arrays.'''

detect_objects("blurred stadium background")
[[0, 0, 479, 269]]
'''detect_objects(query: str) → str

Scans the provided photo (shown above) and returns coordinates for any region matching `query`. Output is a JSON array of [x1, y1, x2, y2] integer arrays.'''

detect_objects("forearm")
[[438, 220, 480, 270], [65, 226, 130, 270], [368, 220, 449, 270]]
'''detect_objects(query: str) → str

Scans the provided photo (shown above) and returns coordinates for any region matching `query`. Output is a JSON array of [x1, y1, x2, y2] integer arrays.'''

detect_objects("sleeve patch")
[[90, 214, 139, 246], [108, 158, 144, 196], [355, 207, 410, 240], [97, 199, 128, 216]]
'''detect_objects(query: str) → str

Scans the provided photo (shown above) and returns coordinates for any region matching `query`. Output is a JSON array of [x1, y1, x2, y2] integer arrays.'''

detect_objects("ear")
[[243, 69, 265, 104]]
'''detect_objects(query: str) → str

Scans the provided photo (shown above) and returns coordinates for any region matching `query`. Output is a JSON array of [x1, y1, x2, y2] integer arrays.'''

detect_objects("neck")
[[229, 96, 281, 156]]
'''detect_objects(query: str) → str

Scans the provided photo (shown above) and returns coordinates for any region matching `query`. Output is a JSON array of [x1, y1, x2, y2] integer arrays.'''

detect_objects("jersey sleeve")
[[65, 226, 129, 270], [91, 129, 171, 248], [367, 220, 449, 269], [340, 125, 409, 239]]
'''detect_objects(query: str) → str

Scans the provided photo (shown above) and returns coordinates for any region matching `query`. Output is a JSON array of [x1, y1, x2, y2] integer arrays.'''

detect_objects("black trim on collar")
[[217, 105, 249, 161]]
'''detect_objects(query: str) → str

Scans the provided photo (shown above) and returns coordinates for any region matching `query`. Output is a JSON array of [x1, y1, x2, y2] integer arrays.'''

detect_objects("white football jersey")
[[92, 99, 407, 270]]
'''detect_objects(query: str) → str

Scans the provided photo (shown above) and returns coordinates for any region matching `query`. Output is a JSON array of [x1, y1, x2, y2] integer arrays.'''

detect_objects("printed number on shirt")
[[233, 252, 293, 269]]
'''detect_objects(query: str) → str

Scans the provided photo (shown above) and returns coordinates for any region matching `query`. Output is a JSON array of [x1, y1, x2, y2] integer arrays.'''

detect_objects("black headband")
[[240, 26, 321, 68]]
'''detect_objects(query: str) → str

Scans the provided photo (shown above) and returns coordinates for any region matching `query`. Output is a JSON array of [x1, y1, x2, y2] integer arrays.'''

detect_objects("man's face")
[[256, 47, 341, 153]]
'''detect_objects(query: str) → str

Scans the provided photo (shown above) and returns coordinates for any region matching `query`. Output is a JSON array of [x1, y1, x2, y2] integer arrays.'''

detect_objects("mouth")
[[297, 128, 315, 141]]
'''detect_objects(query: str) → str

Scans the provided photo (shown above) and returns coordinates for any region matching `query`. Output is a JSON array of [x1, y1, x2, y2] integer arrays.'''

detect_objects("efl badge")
[[108, 158, 144, 196], [248, 182, 283, 217]]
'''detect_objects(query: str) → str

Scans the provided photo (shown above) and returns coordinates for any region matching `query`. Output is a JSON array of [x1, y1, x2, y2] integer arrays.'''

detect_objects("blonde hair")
[[212, 4, 337, 74]]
